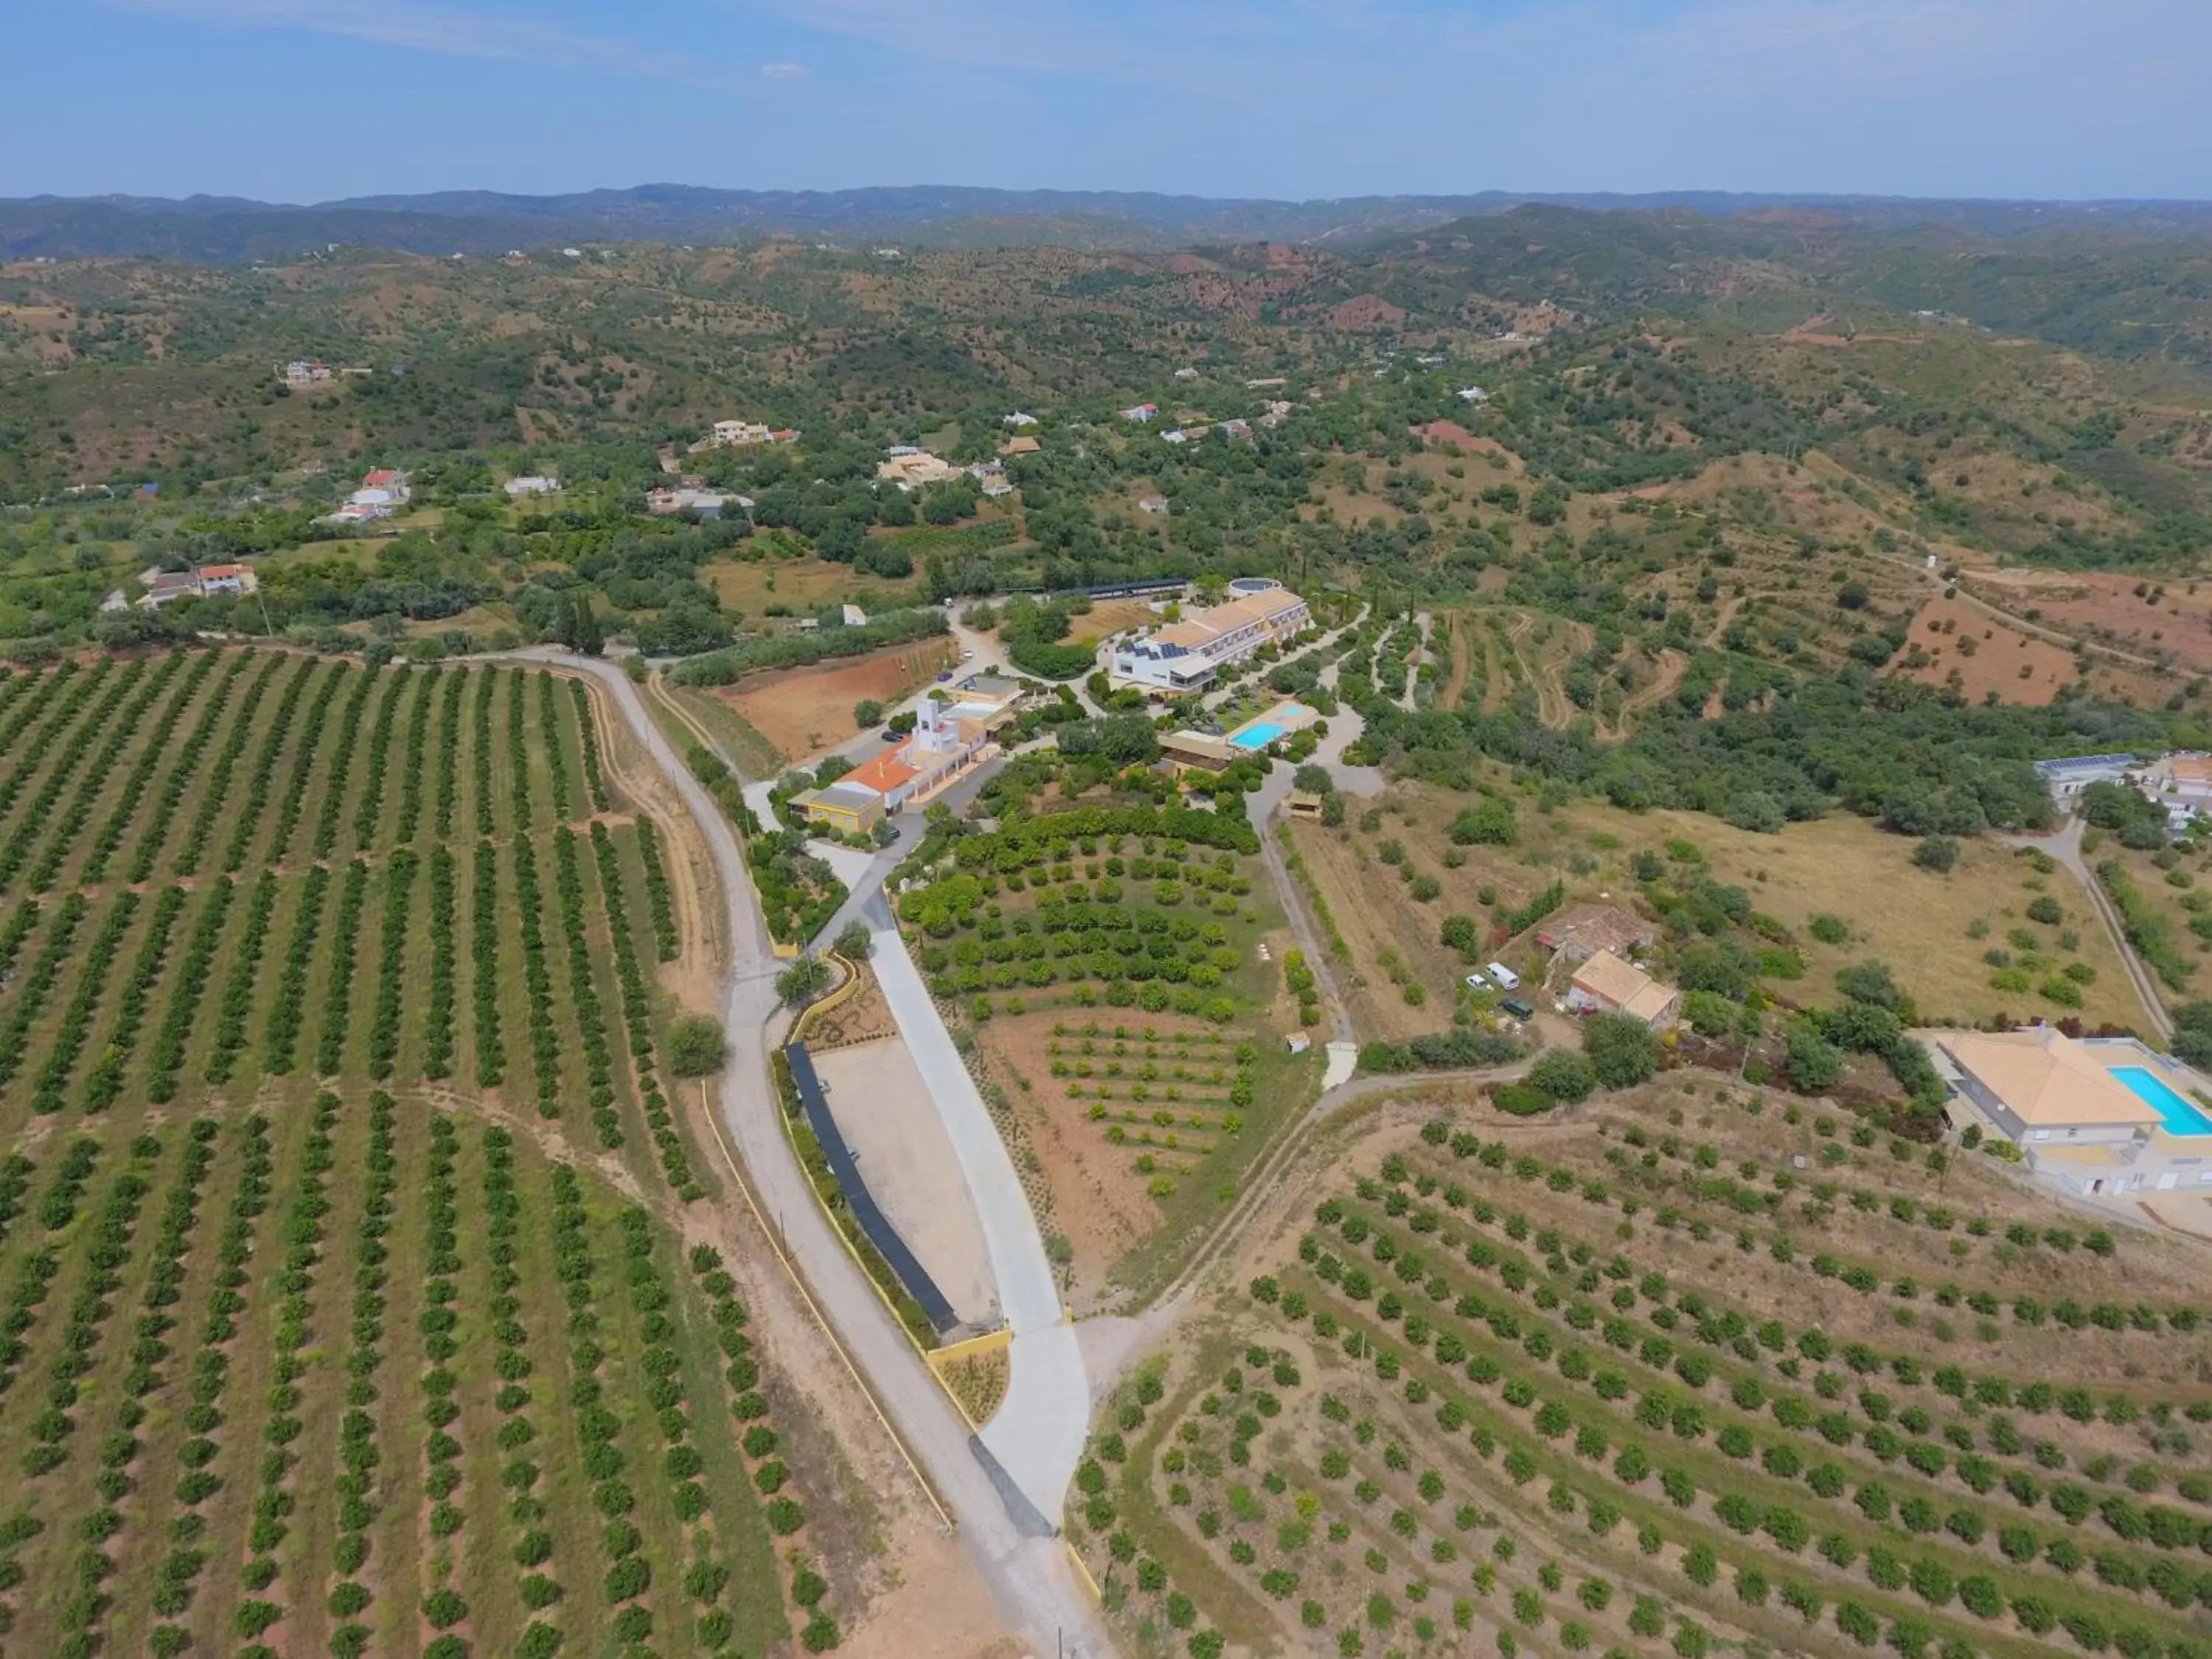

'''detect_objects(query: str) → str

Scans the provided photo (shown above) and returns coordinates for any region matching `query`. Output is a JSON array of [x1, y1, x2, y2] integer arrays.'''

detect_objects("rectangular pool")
[[1228, 723, 1283, 750], [2109, 1065, 2212, 1135]]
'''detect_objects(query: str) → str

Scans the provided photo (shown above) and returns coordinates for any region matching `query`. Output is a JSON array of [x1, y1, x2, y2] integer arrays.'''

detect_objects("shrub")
[[1582, 1014, 1660, 1091], [1913, 837, 1959, 874], [668, 1015, 727, 1076], [1528, 1050, 1599, 1105]]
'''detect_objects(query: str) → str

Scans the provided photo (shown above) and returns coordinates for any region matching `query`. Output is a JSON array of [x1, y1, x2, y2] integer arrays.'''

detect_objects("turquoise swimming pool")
[[1225, 700, 1315, 751], [2110, 1065, 2212, 1136]]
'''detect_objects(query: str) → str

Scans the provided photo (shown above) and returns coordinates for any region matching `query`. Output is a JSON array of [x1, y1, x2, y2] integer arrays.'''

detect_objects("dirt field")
[[1292, 782, 2150, 1037], [1419, 419, 1525, 470], [706, 552, 920, 616], [810, 1037, 999, 1329], [974, 1010, 1228, 1310], [1966, 567, 2212, 677], [1896, 596, 2080, 705], [711, 638, 957, 763]]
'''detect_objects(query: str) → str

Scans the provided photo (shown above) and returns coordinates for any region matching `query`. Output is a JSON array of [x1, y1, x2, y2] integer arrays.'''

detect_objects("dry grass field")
[[1290, 783, 2152, 1036], [710, 637, 956, 763]]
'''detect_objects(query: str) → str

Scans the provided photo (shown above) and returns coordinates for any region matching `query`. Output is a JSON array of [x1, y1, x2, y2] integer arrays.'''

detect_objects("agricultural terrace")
[[1074, 1079, 2212, 1659], [0, 647, 841, 1658], [892, 801, 1315, 1303]]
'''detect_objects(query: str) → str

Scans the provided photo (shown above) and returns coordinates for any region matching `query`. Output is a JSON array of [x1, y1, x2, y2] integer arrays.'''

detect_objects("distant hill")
[[5, 184, 2212, 265]]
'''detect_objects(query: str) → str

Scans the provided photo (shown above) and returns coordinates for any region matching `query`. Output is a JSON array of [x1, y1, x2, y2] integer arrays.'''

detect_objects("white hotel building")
[[1107, 579, 1310, 694]]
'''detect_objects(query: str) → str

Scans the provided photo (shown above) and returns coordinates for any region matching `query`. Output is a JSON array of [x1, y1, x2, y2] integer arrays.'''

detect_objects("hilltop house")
[[279, 360, 332, 388], [504, 475, 560, 497], [1121, 403, 1158, 422], [136, 569, 203, 608], [1565, 951, 1680, 1029], [876, 451, 962, 490], [196, 563, 257, 597]]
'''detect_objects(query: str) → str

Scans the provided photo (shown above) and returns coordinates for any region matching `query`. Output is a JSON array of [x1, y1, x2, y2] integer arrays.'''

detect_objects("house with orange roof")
[[793, 700, 998, 835]]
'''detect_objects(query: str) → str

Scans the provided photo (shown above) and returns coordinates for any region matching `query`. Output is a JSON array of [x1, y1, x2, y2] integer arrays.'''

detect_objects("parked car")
[[1464, 972, 1489, 991], [1486, 961, 1522, 991], [1500, 998, 1534, 1020]]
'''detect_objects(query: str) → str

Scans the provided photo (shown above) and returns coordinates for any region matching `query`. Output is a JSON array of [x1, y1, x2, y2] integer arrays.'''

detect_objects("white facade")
[[1109, 582, 1310, 693]]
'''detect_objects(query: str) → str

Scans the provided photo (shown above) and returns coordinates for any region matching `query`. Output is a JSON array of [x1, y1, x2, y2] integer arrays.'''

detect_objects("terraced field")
[[0, 648, 830, 1657], [1075, 1084, 2212, 1659]]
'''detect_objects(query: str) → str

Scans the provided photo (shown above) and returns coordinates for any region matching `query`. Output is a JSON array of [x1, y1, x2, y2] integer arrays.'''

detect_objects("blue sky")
[[8, 0, 2209, 202]]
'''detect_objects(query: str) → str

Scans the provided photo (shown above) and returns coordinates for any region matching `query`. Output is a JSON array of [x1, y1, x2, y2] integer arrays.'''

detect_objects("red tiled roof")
[[841, 749, 918, 796]]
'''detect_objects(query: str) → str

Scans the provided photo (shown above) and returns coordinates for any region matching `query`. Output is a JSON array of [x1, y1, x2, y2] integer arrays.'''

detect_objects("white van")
[[1485, 962, 1521, 991]]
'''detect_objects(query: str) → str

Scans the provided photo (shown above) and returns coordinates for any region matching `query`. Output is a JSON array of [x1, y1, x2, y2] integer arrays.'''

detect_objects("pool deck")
[[1222, 700, 1318, 750]]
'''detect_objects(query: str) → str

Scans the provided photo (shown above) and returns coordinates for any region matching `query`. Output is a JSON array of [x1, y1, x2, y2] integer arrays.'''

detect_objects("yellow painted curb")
[[927, 1325, 1012, 1368], [1065, 1540, 1104, 1602]]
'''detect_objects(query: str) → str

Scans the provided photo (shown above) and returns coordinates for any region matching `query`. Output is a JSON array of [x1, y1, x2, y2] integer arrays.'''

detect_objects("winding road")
[[514, 651, 1110, 1658]]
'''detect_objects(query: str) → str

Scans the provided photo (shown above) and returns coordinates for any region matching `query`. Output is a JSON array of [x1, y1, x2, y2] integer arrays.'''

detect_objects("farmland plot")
[[0, 647, 833, 1656], [1075, 1087, 2212, 1659]]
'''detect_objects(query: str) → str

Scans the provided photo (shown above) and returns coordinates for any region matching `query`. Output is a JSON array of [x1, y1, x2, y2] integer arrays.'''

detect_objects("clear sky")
[[8, 0, 2209, 203]]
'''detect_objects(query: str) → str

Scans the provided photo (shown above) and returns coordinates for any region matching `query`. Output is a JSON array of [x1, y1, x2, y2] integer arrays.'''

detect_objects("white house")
[[279, 360, 332, 388], [196, 563, 258, 597], [1108, 580, 1309, 694], [1003, 411, 1039, 427], [504, 476, 560, 497], [1121, 403, 1158, 422], [1458, 386, 1490, 405]]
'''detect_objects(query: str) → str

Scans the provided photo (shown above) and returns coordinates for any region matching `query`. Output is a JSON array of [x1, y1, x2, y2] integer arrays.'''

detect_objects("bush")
[[1913, 836, 1959, 874], [1493, 1083, 1556, 1118], [668, 1015, 727, 1076], [1528, 1049, 1598, 1105], [1582, 1014, 1660, 1091]]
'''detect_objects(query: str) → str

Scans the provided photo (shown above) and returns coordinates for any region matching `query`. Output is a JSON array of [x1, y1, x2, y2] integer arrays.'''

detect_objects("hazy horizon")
[[8, 0, 2209, 204]]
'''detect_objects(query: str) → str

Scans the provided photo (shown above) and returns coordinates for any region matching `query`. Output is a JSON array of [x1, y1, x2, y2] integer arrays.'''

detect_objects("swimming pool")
[[2110, 1065, 2212, 1136], [1225, 700, 1315, 751]]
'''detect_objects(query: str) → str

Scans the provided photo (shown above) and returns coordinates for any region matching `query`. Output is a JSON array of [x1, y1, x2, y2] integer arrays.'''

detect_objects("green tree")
[[854, 698, 886, 729], [774, 955, 833, 1009], [1294, 763, 1333, 794], [1582, 1013, 1660, 1091], [1784, 1022, 1845, 1093], [668, 1014, 728, 1076], [1528, 1049, 1598, 1104], [1912, 835, 1959, 873], [835, 919, 874, 960], [571, 592, 605, 657]]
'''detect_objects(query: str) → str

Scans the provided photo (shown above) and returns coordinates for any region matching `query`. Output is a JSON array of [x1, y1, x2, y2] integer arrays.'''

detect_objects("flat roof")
[[800, 780, 883, 810]]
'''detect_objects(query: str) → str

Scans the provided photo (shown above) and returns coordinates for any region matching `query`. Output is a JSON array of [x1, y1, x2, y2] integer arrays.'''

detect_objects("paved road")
[[509, 650, 1110, 1658], [2000, 816, 2175, 1041]]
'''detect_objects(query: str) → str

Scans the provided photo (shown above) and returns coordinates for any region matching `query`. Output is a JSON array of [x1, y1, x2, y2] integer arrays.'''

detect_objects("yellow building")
[[793, 779, 888, 837]]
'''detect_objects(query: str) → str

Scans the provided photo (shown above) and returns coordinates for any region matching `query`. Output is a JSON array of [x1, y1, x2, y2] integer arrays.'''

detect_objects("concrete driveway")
[[870, 922, 1093, 1518]]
